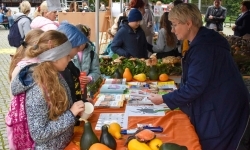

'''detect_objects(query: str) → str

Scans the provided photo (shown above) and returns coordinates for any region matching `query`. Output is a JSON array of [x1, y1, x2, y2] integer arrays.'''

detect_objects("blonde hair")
[[34, 1, 48, 18], [20, 0, 31, 15], [8, 29, 44, 81], [26, 30, 70, 120], [168, 3, 203, 28], [156, 1, 162, 6]]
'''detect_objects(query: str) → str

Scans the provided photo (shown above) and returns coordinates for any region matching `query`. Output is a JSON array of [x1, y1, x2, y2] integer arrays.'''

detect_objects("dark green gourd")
[[80, 121, 99, 150], [148, 66, 159, 80], [159, 143, 188, 150], [112, 68, 123, 79], [100, 125, 117, 150]]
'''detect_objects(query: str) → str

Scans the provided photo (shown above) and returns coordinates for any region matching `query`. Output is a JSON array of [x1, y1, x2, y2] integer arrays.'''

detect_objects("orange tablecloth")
[[65, 107, 201, 150]]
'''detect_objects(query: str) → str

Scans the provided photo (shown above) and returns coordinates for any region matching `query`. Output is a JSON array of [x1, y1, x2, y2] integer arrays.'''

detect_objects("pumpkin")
[[108, 122, 122, 139], [128, 139, 152, 150], [159, 143, 188, 150], [112, 68, 123, 79], [100, 125, 117, 149], [159, 74, 169, 82], [147, 66, 159, 81], [123, 68, 133, 81], [89, 143, 112, 150], [80, 121, 99, 150]]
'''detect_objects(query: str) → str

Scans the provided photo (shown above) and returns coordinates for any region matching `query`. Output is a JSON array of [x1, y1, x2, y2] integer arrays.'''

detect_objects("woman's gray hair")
[[168, 3, 203, 28]]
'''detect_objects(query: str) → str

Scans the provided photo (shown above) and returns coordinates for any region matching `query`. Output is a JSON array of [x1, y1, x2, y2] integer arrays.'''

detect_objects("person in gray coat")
[[204, 0, 227, 31], [73, 24, 101, 99], [152, 12, 178, 58], [12, 1, 31, 42], [10, 30, 85, 149]]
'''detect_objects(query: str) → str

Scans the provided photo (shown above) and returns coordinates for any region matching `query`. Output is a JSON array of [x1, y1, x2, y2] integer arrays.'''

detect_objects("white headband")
[[37, 41, 72, 63]]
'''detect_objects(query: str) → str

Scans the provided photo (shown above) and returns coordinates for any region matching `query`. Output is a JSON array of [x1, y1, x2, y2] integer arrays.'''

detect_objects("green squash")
[[100, 125, 117, 149], [112, 68, 123, 79], [80, 122, 99, 150], [148, 66, 159, 80], [159, 143, 188, 150]]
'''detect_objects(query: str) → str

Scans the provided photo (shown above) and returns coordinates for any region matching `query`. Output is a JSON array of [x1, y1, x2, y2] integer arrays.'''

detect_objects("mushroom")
[[145, 59, 152, 66]]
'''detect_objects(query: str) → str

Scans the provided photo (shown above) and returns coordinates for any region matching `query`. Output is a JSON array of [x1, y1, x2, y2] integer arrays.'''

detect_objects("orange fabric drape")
[[65, 108, 201, 150]]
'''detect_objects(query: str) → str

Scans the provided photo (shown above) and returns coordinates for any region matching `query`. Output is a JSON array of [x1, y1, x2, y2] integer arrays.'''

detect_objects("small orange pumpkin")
[[159, 73, 169, 82], [89, 143, 112, 150], [123, 68, 133, 81]]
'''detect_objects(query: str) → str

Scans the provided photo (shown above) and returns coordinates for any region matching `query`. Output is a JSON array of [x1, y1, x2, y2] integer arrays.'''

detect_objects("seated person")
[[111, 8, 149, 59]]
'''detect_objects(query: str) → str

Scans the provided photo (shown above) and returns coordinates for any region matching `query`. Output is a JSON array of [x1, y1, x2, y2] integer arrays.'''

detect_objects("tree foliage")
[[223, 0, 241, 17]]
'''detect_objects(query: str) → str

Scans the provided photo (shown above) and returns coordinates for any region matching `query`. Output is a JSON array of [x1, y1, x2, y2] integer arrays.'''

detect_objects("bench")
[[0, 21, 9, 29]]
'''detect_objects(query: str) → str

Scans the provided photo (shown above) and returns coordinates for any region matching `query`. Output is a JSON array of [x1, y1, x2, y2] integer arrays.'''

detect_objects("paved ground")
[[0, 24, 239, 149]]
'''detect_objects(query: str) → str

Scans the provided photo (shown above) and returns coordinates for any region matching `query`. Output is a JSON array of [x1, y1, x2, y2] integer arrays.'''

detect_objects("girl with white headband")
[[10, 30, 85, 149]]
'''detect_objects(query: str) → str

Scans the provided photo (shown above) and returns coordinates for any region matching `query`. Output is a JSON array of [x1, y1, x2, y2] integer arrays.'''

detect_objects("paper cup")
[[80, 102, 94, 120]]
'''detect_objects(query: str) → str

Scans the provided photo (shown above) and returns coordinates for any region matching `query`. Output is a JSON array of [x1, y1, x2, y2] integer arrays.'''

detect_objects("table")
[[65, 106, 201, 150]]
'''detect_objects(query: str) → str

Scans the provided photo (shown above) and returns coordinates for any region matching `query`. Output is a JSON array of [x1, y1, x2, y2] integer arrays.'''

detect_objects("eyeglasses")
[[171, 22, 181, 30]]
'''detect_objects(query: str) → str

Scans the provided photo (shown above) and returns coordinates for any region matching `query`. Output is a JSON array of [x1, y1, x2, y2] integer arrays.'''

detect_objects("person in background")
[[0, 9, 4, 23], [67, 1, 81, 12], [142, 0, 154, 45], [110, 0, 145, 36], [154, 1, 163, 33], [0, 3, 7, 14], [6, 8, 14, 27], [99, 2, 106, 11], [232, 0, 250, 37], [81, 1, 90, 12], [57, 22, 89, 104], [10, 30, 85, 149], [12, 1, 31, 42], [9, 29, 44, 82], [111, 8, 149, 58], [100, 29, 115, 57], [152, 12, 178, 58], [31, 1, 59, 31], [74, 24, 101, 99], [205, 0, 227, 31], [148, 3, 250, 150]]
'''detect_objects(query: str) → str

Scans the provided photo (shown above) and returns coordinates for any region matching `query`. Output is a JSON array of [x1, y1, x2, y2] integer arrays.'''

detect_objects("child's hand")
[[79, 76, 91, 85], [70, 101, 85, 116]]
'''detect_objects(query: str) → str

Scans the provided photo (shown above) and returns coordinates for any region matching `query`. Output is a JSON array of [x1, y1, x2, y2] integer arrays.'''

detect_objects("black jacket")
[[234, 11, 250, 37], [111, 23, 149, 59], [205, 6, 227, 31], [60, 61, 88, 103]]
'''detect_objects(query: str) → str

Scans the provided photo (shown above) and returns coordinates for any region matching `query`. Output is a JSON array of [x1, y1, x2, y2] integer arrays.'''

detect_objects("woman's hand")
[[70, 101, 85, 116], [79, 76, 91, 85], [148, 94, 164, 105]]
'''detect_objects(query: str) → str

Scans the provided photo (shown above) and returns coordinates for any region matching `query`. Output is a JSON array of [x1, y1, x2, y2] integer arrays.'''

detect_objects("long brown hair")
[[69, 1, 79, 12], [160, 12, 176, 47], [8, 29, 44, 81], [25, 30, 69, 120]]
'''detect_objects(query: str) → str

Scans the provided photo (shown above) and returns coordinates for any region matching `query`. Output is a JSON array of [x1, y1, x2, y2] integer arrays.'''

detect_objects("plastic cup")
[[80, 102, 94, 120]]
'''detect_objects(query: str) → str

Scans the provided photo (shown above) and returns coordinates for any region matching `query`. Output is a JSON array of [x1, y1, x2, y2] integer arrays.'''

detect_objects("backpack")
[[6, 92, 34, 149], [117, 12, 128, 31], [8, 15, 31, 47]]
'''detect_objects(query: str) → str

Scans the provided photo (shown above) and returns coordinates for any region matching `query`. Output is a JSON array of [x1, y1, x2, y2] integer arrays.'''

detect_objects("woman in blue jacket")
[[148, 3, 250, 150]]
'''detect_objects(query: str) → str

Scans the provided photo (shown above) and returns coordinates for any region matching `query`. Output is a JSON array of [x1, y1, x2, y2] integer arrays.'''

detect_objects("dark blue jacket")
[[111, 23, 148, 58], [163, 27, 250, 150], [234, 11, 250, 37]]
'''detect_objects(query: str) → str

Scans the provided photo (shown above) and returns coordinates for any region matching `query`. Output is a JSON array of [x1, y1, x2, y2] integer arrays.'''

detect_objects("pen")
[[121, 129, 137, 135]]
